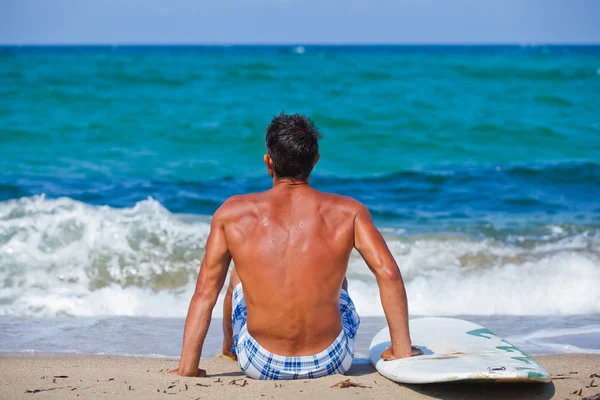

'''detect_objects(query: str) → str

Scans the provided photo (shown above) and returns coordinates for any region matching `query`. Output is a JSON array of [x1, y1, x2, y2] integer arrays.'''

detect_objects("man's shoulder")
[[214, 193, 261, 222]]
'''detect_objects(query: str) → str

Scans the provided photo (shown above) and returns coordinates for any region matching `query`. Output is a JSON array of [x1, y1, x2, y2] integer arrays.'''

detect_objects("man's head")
[[264, 112, 322, 180]]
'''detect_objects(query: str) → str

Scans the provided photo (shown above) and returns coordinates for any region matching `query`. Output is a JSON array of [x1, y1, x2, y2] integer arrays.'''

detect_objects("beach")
[[1, 353, 599, 400]]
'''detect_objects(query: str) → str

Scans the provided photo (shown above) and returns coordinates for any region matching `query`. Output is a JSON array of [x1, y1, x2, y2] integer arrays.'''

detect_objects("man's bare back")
[[220, 183, 358, 355], [172, 113, 419, 378]]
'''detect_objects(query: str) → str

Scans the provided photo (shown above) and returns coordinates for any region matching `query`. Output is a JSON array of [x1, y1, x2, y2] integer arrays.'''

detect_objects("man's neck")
[[272, 177, 310, 188]]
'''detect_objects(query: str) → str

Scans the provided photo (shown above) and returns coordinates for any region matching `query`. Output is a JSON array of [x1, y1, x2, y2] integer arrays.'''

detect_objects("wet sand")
[[1, 353, 598, 399]]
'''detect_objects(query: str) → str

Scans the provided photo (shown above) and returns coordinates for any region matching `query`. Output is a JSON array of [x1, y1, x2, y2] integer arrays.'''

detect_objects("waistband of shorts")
[[238, 323, 350, 363]]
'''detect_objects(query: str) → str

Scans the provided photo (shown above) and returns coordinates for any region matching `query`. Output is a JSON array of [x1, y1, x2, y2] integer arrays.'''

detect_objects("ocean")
[[1, 45, 599, 359]]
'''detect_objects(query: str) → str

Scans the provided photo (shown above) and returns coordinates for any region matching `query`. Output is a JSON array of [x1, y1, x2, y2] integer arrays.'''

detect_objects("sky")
[[1, 0, 599, 45]]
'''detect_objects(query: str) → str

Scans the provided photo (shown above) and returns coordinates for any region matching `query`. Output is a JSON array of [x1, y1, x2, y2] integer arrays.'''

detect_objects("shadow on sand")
[[348, 363, 555, 399], [346, 363, 379, 377], [404, 381, 555, 400], [207, 370, 246, 378]]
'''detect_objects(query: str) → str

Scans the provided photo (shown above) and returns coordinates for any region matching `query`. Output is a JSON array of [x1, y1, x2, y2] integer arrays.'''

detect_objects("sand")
[[1, 353, 598, 400]]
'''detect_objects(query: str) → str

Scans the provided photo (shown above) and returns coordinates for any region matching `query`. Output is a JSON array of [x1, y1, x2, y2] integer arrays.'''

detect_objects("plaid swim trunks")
[[230, 283, 360, 380]]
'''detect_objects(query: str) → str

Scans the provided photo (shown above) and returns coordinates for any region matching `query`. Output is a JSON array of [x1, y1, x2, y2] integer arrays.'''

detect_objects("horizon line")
[[2, 42, 600, 47]]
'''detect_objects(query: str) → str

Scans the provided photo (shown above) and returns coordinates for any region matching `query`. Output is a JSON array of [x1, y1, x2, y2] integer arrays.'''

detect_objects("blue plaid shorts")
[[230, 283, 360, 380]]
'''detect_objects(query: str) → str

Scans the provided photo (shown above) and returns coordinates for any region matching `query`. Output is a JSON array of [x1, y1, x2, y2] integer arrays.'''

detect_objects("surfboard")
[[369, 317, 550, 384]]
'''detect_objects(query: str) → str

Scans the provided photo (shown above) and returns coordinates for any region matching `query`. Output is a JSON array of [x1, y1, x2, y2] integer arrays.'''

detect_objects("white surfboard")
[[369, 317, 550, 384]]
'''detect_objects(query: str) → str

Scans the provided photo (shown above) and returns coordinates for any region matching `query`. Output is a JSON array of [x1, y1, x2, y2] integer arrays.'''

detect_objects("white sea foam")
[[1, 196, 599, 318], [505, 324, 600, 354]]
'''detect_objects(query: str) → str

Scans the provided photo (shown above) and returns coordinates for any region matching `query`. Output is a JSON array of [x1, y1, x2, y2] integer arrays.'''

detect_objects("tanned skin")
[[171, 154, 420, 377]]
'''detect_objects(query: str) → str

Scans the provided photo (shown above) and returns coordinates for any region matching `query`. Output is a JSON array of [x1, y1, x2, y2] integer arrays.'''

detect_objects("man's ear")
[[313, 154, 320, 166], [264, 154, 274, 177]]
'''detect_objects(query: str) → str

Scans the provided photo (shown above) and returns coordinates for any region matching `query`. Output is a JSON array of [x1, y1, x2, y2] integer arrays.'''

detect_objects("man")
[[171, 113, 420, 380]]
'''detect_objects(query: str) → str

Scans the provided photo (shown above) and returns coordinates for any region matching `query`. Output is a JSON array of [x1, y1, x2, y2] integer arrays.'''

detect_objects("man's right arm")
[[353, 202, 420, 359], [171, 203, 233, 376]]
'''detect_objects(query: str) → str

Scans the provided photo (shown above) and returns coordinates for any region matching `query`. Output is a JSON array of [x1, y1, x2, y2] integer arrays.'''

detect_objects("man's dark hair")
[[266, 112, 322, 180]]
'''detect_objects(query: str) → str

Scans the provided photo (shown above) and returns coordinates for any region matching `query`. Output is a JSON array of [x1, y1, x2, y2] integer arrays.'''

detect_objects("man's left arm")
[[171, 208, 232, 377]]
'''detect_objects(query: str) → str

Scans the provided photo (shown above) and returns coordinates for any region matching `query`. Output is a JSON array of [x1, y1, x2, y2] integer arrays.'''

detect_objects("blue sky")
[[1, 0, 599, 44]]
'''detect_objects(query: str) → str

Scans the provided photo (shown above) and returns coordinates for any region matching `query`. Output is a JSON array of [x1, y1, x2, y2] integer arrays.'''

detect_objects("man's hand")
[[168, 368, 207, 377], [221, 348, 238, 361], [380, 346, 423, 361]]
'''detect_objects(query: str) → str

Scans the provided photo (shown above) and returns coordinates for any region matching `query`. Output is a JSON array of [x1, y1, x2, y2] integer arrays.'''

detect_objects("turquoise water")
[[1, 47, 600, 353], [2, 46, 600, 223]]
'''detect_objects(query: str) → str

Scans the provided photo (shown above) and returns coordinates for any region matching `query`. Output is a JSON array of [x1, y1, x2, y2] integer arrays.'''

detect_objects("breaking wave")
[[1, 196, 599, 318]]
